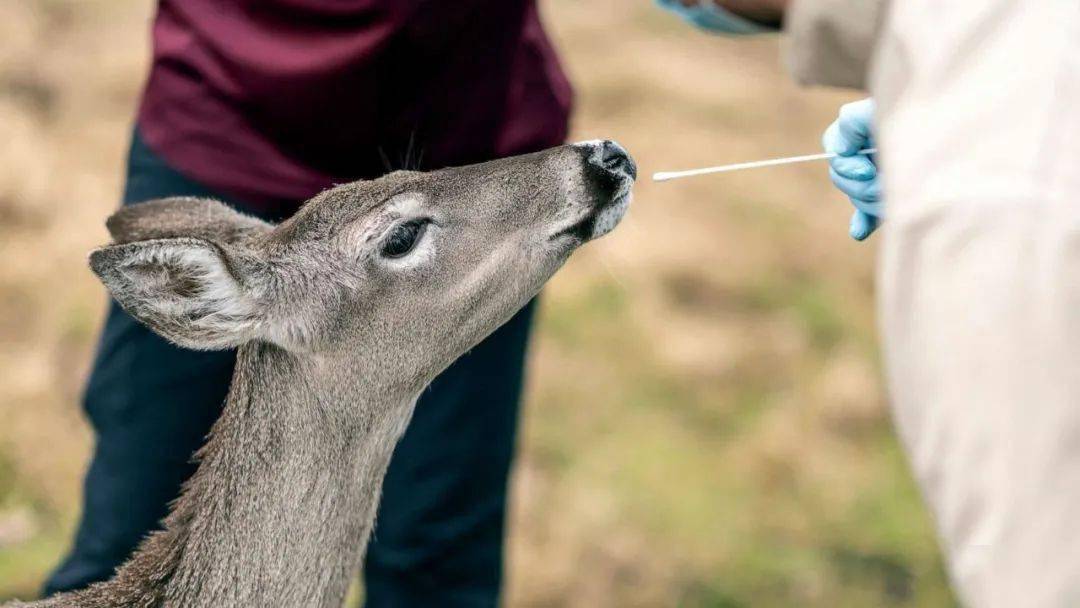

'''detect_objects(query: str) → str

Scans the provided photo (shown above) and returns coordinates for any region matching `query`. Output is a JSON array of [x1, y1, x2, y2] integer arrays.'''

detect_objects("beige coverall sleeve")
[[791, 1, 1080, 605], [782, 0, 889, 89]]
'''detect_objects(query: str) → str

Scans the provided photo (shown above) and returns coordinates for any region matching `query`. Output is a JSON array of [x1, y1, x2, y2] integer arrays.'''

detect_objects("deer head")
[[88, 140, 635, 394]]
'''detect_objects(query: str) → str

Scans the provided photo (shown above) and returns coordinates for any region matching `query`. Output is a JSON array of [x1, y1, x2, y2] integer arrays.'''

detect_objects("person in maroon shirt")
[[46, 2, 571, 606]]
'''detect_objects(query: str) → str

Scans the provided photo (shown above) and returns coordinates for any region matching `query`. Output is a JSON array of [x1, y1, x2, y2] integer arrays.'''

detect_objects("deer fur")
[[8, 141, 635, 607]]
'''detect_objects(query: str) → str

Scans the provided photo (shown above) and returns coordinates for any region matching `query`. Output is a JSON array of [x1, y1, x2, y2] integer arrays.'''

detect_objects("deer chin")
[[553, 187, 633, 243], [590, 191, 631, 240]]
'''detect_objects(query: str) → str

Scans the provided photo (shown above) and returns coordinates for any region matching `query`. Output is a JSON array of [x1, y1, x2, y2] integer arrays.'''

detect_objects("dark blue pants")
[[45, 132, 532, 607]]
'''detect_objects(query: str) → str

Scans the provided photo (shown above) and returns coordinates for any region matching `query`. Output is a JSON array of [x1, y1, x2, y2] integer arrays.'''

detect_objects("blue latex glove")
[[822, 98, 882, 241], [655, 0, 770, 35]]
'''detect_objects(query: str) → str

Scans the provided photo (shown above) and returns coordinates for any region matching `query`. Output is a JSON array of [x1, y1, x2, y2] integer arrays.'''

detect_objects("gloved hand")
[[655, 0, 771, 35], [822, 98, 881, 241]]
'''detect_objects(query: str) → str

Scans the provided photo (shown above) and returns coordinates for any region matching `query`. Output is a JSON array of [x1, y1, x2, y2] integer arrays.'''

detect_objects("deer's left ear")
[[106, 197, 273, 246], [90, 237, 268, 350]]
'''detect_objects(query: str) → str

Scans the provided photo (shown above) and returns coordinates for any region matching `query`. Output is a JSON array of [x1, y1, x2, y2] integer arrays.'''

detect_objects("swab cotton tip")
[[652, 148, 877, 182]]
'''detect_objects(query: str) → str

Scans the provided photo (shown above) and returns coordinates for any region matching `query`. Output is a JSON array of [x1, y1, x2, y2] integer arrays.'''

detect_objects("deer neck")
[[97, 341, 417, 608]]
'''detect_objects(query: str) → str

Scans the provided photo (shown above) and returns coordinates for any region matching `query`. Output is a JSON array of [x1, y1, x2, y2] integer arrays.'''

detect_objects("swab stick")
[[652, 148, 877, 182]]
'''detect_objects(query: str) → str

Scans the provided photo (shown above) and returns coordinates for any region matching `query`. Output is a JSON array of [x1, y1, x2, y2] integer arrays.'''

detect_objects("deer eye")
[[381, 220, 428, 258]]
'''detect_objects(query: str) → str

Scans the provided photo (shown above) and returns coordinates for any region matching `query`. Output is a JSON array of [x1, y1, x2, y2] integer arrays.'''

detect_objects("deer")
[[7, 140, 635, 608]]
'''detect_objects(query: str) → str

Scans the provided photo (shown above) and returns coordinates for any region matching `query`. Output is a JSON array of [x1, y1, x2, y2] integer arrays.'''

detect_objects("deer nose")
[[587, 140, 637, 181]]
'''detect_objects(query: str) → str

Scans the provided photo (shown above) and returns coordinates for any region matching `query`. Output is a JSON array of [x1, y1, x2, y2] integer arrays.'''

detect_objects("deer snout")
[[573, 139, 636, 207], [558, 140, 635, 242], [583, 139, 637, 181]]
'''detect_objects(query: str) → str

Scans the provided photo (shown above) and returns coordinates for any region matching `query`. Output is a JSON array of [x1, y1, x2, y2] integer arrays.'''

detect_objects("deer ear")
[[89, 237, 267, 350], [106, 197, 273, 246]]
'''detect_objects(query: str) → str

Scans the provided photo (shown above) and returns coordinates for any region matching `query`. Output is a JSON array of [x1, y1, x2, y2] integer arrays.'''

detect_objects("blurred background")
[[0, 0, 955, 605]]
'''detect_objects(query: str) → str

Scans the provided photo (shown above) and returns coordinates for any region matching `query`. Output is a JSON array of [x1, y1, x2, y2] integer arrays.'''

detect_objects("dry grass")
[[0, 1, 955, 606]]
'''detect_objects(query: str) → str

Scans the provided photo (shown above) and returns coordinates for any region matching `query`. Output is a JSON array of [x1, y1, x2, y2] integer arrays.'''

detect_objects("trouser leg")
[[45, 131, 264, 594], [44, 302, 236, 593]]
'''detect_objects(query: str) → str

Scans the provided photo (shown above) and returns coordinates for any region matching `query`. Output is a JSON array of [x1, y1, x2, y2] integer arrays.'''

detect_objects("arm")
[[711, 0, 786, 28], [655, 0, 786, 34], [784, 0, 890, 89]]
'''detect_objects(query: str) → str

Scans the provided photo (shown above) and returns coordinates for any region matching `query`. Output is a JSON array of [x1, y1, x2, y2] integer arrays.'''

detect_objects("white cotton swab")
[[652, 148, 877, 182]]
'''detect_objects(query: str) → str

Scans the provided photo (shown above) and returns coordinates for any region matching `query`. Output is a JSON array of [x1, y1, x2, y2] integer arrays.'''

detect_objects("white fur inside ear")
[[103, 238, 263, 350]]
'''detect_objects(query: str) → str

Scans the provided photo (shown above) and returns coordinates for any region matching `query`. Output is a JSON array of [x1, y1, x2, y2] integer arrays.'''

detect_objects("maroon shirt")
[[137, 1, 572, 212]]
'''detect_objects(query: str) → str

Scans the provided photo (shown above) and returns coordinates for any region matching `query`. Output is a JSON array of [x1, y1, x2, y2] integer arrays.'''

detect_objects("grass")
[[511, 274, 954, 606], [0, 450, 71, 600]]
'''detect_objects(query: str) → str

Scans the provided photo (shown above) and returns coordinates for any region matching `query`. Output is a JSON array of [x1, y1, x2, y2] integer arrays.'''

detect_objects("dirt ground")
[[0, 1, 955, 606]]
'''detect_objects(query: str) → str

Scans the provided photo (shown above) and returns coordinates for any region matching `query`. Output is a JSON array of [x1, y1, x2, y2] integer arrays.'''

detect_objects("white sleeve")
[[783, 0, 890, 89]]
